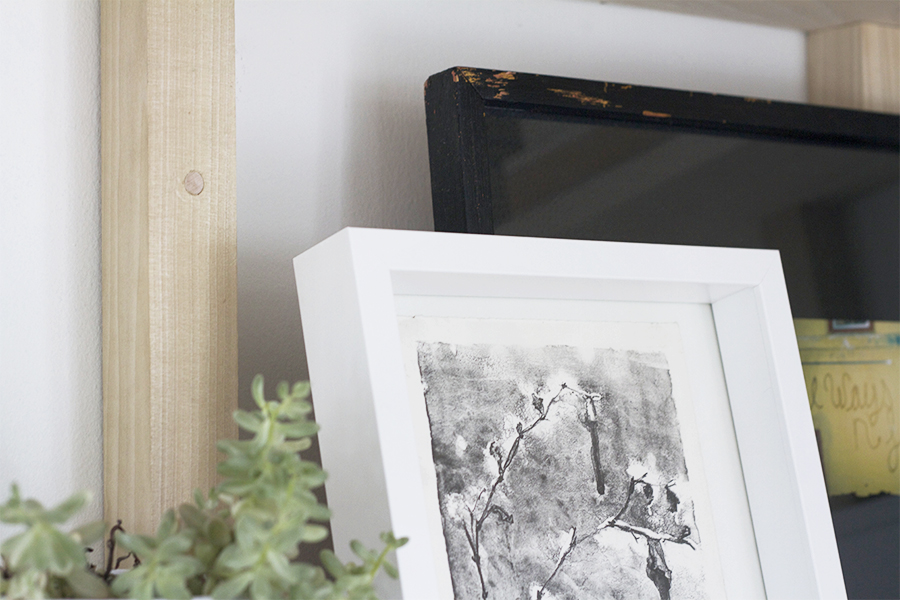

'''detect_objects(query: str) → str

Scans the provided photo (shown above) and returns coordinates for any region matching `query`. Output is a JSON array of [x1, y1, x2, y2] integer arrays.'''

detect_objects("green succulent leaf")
[[211, 551, 247, 575], [178, 503, 206, 531], [0, 377, 407, 600], [305, 502, 332, 522], [232, 410, 264, 433], [381, 559, 399, 579], [41, 493, 90, 525], [280, 438, 313, 453], [280, 399, 312, 420], [68, 519, 106, 546], [277, 420, 320, 439], [157, 532, 194, 557], [249, 572, 278, 600], [2, 522, 85, 575], [264, 550, 295, 582], [290, 381, 311, 399], [294, 524, 324, 544], [207, 518, 233, 547], [155, 571, 193, 600], [319, 549, 346, 579], [110, 547, 203, 600], [350, 540, 376, 563], [0, 487, 90, 527], [5, 568, 49, 600], [114, 531, 155, 559], [210, 570, 253, 599], [156, 509, 179, 539], [63, 566, 112, 598], [251, 374, 267, 410]]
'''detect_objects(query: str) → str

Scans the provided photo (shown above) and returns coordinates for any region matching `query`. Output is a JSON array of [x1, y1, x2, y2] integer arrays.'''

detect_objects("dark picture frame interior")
[[424, 67, 900, 322], [424, 66, 900, 599]]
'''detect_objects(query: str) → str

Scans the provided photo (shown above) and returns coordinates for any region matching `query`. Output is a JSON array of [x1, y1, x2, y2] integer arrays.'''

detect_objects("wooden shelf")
[[607, 1, 899, 31], [809, 22, 900, 113]]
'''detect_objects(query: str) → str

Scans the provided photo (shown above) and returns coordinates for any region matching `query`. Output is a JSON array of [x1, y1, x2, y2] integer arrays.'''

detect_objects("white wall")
[[0, 0, 102, 539], [235, 0, 806, 402], [0, 0, 806, 549]]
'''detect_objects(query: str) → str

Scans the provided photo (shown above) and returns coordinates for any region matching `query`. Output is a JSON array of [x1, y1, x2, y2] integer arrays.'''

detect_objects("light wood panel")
[[808, 22, 900, 114], [101, 0, 237, 535], [607, 1, 899, 31]]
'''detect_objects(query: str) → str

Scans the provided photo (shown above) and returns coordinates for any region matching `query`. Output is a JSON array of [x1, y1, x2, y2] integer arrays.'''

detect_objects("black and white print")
[[416, 341, 711, 600]]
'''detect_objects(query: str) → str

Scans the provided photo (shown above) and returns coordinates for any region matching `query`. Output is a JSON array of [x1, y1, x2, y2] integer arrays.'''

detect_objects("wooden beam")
[[608, 1, 900, 31], [808, 22, 900, 113], [101, 0, 237, 535]]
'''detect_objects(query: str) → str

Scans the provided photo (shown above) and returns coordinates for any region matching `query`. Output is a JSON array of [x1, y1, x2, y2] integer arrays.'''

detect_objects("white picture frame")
[[294, 227, 844, 600]]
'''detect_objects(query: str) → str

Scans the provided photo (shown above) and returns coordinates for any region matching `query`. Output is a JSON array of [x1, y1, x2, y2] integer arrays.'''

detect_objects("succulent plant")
[[0, 486, 109, 599], [1, 376, 407, 599]]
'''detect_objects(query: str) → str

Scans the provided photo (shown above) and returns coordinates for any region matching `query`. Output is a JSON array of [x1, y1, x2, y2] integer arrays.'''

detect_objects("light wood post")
[[101, 0, 237, 535], [808, 22, 900, 113]]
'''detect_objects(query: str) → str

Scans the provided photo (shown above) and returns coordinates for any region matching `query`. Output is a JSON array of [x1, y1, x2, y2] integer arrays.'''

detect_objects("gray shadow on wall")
[[338, 80, 435, 232], [237, 73, 436, 562], [238, 251, 310, 394], [237, 249, 333, 561], [237, 80, 436, 409]]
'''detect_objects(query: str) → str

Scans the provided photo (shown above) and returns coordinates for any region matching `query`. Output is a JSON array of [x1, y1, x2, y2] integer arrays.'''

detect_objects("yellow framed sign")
[[796, 319, 900, 496]]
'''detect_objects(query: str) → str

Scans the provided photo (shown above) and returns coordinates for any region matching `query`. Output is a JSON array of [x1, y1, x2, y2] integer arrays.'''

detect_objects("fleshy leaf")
[[382, 560, 399, 579], [42, 492, 90, 525], [68, 519, 106, 546], [211, 571, 254, 600], [300, 524, 329, 543], [64, 566, 112, 598], [319, 550, 346, 579], [233, 410, 264, 433], [251, 374, 266, 410]]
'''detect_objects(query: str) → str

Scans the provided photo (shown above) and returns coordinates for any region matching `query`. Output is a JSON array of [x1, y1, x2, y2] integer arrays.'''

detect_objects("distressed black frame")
[[425, 66, 899, 236]]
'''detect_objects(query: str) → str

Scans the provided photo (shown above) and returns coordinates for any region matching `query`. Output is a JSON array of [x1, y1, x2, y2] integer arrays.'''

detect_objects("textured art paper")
[[399, 317, 724, 600]]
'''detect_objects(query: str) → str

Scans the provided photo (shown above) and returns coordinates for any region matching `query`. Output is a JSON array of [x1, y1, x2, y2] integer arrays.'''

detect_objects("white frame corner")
[[294, 227, 844, 600]]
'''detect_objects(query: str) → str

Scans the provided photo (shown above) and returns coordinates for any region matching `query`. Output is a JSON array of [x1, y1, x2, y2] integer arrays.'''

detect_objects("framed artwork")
[[293, 227, 845, 599], [424, 67, 900, 323]]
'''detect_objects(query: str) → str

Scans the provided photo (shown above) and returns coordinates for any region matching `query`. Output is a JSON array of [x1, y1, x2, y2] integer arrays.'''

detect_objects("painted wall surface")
[[0, 0, 806, 553], [0, 0, 102, 540], [235, 0, 806, 403]]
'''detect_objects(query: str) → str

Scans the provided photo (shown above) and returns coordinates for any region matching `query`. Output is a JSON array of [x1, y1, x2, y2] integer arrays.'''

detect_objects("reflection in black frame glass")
[[424, 67, 900, 322]]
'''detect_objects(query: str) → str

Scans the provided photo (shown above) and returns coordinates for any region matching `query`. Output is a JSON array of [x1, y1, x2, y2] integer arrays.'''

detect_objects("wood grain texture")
[[101, 0, 237, 535], [808, 23, 900, 114], [607, 1, 899, 31]]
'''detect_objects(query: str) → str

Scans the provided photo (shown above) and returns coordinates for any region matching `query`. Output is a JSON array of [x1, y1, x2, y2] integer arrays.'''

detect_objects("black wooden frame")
[[424, 66, 899, 235]]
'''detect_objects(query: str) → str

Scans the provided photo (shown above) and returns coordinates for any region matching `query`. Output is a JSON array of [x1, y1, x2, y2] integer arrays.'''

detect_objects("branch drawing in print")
[[583, 392, 606, 495], [569, 473, 694, 600], [541, 385, 696, 600], [461, 384, 571, 599], [562, 385, 608, 496], [416, 342, 713, 600], [463, 382, 698, 600], [536, 527, 577, 600]]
